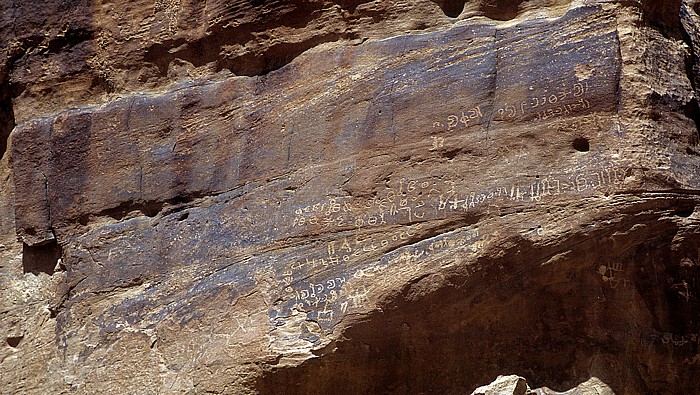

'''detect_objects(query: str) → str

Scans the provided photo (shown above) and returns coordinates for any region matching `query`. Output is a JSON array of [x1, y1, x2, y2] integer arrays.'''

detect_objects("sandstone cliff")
[[2, 0, 700, 394]]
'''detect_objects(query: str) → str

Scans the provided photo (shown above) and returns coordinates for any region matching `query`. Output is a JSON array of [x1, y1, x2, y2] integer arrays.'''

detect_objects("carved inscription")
[[290, 178, 439, 230], [276, 163, 630, 333], [287, 277, 345, 312], [281, 225, 425, 287], [434, 105, 485, 130], [273, 227, 482, 329], [429, 136, 445, 150], [654, 330, 700, 348], [496, 81, 591, 122], [597, 261, 630, 288], [289, 164, 629, 233], [432, 80, 592, 129]]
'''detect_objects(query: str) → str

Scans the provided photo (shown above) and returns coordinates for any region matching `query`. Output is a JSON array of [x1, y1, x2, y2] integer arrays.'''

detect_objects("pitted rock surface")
[[2, 1, 700, 394]]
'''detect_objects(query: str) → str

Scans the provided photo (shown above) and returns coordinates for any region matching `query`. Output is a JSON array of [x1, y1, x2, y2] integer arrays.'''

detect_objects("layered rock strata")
[[2, 0, 700, 394]]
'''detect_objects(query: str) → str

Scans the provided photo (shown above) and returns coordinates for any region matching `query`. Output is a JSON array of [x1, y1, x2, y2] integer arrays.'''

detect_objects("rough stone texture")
[[2, 0, 700, 394], [471, 375, 615, 395], [533, 377, 616, 394], [472, 375, 530, 395]]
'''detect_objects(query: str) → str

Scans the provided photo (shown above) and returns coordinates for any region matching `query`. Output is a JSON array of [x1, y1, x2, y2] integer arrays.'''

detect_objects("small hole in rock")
[[572, 138, 590, 152], [676, 205, 695, 217], [22, 240, 62, 275], [442, 149, 460, 160], [432, 0, 466, 18], [7, 336, 23, 348], [177, 212, 190, 221]]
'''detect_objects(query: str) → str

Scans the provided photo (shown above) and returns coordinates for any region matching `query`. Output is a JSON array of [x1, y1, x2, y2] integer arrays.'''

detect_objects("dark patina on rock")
[[3, 1, 700, 394]]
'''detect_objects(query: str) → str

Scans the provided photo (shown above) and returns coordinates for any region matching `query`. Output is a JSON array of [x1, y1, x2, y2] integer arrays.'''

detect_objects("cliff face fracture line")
[[2, 0, 700, 394]]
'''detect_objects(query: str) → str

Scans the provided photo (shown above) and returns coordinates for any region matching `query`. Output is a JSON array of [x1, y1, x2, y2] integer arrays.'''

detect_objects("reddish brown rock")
[[2, 1, 700, 394]]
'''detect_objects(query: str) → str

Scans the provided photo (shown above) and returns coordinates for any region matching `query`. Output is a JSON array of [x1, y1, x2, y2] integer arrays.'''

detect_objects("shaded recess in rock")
[[46, 28, 93, 54], [76, 194, 202, 226], [0, 75, 14, 159], [6, 335, 23, 348], [683, 99, 700, 145], [680, 4, 700, 147], [647, 91, 700, 147], [642, 0, 684, 39], [675, 203, 695, 217], [432, 0, 538, 20], [143, 1, 357, 77], [22, 239, 62, 275], [431, 0, 467, 18], [256, 200, 700, 394], [479, 0, 524, 21], [572, 137, 590, 152]]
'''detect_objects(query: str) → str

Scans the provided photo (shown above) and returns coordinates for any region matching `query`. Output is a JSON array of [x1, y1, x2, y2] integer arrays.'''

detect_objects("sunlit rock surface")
[[2, 0, 700, 394]]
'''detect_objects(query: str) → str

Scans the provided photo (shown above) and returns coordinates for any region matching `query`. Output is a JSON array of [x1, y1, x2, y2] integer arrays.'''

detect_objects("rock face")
[[472, 375, 530, 395], [471, 375, 615, 395], [2, 0, 700, 394]]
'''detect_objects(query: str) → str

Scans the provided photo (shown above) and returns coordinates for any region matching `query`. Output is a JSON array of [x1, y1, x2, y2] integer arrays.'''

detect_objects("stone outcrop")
[[471, 375, 615, 395], [472, 375, 531, 395], [2, 0, 700, 394]]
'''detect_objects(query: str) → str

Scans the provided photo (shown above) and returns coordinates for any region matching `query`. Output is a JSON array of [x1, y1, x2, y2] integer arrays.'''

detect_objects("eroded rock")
[[472, 375, 529, 395], [1, 1, 700, 394], [471, 375, 615, 395]]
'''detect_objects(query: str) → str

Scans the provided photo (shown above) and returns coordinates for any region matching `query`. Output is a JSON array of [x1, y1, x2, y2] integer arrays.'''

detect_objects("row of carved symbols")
[[289, 165, 628, 234], [533, 98, 590, 121], [597, 262, 630, 289], [290, 178, 451, 229], [277, 226, 485, 328], [281, 225, 426, 290], [432, 106, 485, 130], [647, 329, 700, 348], [287, 277, 347, 310], [497, 81, 591, 120], [430, 166, 628, 216], [432, 81, 592, 127]]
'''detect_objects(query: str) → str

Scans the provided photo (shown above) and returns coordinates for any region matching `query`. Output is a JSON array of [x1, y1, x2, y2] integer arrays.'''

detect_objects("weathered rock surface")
[[471, 375, 615, 395], [472, 375, 530, 395], [533, 377, 616, 395], [2, 0, 700, 394]]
